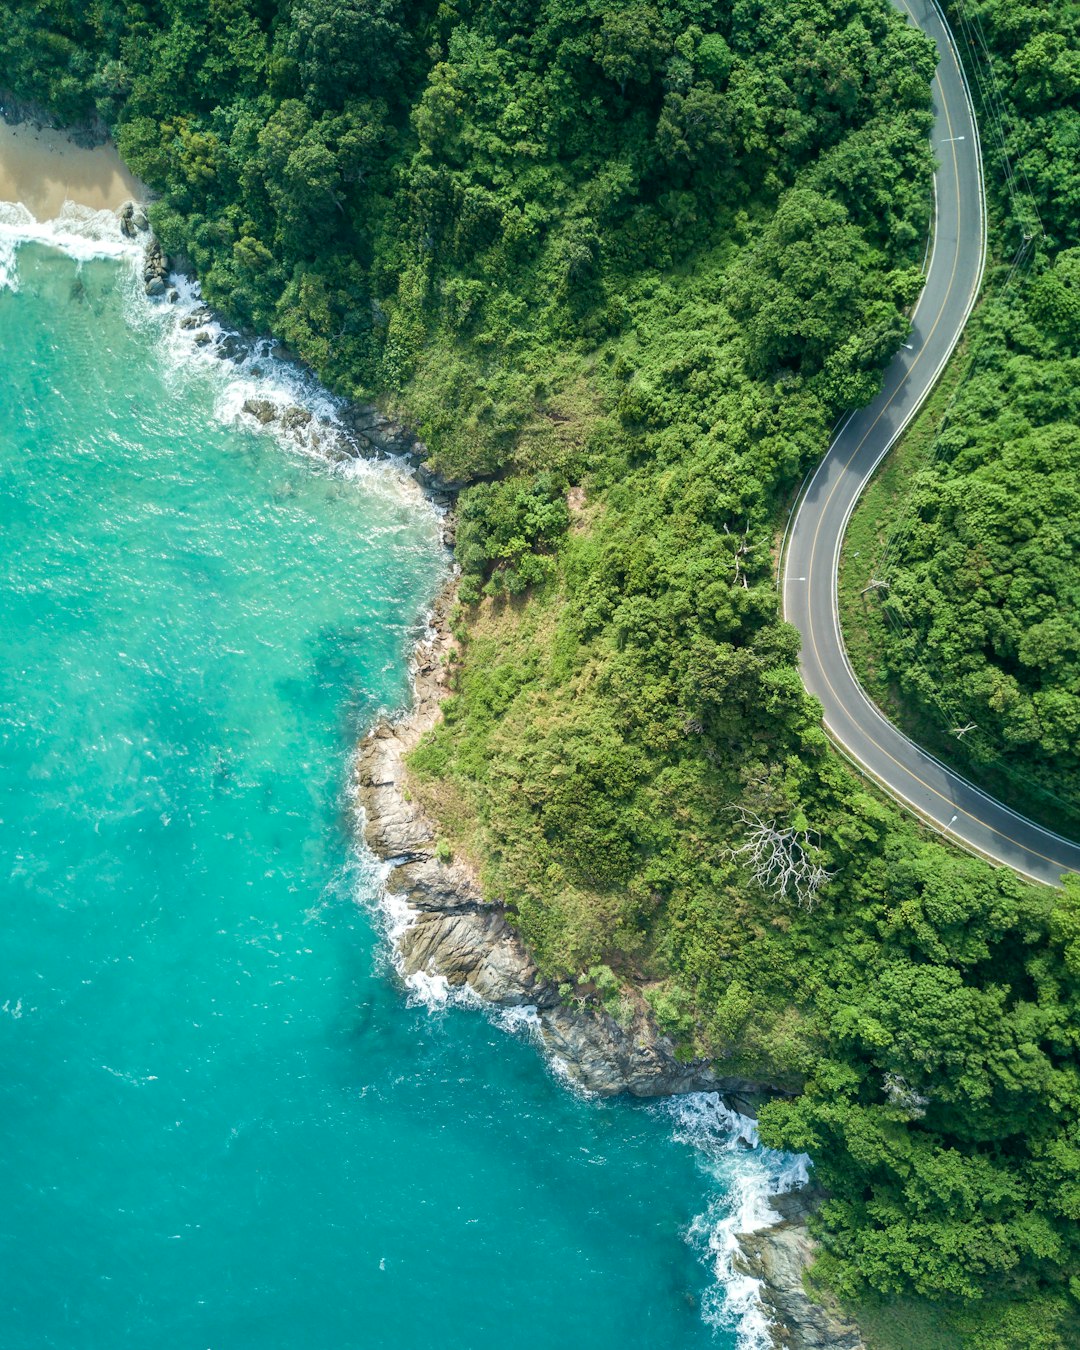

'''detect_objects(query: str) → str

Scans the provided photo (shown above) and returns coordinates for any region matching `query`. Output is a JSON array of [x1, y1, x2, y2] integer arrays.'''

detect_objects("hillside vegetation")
[[4, 0, 1078, 1340]]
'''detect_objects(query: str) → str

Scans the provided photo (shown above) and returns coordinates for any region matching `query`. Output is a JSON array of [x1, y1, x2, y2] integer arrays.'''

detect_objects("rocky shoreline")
[[133, 231, 466, 506], [354, 582, 776, 1106], [353, 571, 866, 1350], [736, 1187, 866, 1349], [130, 214, 864, 1350]]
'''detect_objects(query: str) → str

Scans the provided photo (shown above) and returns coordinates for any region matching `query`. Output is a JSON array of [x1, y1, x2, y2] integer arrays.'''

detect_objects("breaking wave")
[[0, 196, 433, 516], [659, 1092, 811, 1348]]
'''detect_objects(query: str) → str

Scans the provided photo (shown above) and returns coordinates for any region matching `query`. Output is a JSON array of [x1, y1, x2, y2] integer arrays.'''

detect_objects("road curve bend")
[[782, 0, 1080, 888]]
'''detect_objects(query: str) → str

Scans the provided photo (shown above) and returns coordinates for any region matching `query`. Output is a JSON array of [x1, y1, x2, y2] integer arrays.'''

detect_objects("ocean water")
[[0, 208, 806, 1350]]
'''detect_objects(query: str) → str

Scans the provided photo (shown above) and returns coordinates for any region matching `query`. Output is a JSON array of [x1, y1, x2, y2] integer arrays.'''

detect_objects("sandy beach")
[[0, 120, 143, 217]]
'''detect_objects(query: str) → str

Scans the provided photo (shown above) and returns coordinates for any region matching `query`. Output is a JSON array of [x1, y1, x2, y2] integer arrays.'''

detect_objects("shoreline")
[[180, 230, 867, 1342], [355, 576, 771, 1103], [0, 130, 864, 1341], [354, 574, 866, 1350], [0, 115, 143, 218]]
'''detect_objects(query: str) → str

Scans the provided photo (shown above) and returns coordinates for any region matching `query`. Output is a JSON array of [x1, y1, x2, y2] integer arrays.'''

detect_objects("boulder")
[[736, 1189, 867, 1350], [145, 277, 166, 297], [416, 461, 467, 495], [212, 333, 247, 362], [242, 398, 278, 425], [280, 405, 313, 433], [339, 404, 428, 461]]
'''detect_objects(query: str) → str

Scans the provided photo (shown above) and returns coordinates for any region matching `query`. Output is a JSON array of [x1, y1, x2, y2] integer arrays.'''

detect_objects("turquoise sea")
[[0, 208, 803, 1350]]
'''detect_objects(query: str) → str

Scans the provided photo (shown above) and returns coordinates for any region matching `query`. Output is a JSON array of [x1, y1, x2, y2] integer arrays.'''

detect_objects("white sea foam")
[[403, 968, 484, 1011], [0, 199, 135, 274], [340, 814, 471, 1012], [659, 1092, 811, 1349], [101, 1065, 159, 1086], [493, 1003, 541, 1039], [359, 864, 480, 1015], [0, 196, 440, 521], [129, 268, 438, 515], [0, 235, 18, 292]]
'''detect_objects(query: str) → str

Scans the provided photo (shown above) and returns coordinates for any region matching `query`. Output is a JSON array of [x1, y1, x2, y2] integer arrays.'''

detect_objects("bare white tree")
[[723, 522, 751, 589], [883, 1072, 929, 1120], [725, 807, 833, 910]]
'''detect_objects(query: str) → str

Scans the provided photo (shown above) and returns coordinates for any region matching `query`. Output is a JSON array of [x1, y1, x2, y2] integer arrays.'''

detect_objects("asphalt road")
[[782, 0, 1080, 888]]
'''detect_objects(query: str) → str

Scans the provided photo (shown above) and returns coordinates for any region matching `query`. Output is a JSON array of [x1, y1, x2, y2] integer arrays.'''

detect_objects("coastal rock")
[[355, 580, 786, 1105], [145, 277, 166, 297], [281, 405, 313, 433], [242, 397, 278, 425], [736, 1189, 866, 1350], [339, 404, 430, 464], [535, 1004, 772, 1106], [398, 906, 551, 1006], [119, 202, 150, 238], [415, 460, 467, 495], [142, 238, 170, 288], [216, 333, 249, 362]]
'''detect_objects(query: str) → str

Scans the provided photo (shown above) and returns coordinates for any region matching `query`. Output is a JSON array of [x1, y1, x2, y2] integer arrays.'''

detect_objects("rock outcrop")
[[241, 397, 279, 425], [353, 576, 858, 1348], [354, 583, 781, 1106], [118, 201, 149, 239], [736, 1188, 866, 1350], [337, 404, 467, 494], [142, 236, 170, 297]]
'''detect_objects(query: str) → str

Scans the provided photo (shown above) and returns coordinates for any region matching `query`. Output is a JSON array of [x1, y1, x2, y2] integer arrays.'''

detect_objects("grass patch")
[[852, 1291, 1075, 1350]]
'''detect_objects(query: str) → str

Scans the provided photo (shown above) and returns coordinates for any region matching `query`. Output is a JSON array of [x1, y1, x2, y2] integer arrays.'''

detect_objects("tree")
[[594, 5, 666, 96]]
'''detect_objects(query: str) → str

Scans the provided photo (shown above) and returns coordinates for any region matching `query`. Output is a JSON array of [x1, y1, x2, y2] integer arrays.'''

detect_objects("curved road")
[[782, 0, 1080, 888]]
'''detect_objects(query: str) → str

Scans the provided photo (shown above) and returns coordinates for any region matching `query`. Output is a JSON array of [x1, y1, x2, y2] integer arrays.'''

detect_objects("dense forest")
[[844, 0, 1080, 836], [3, 0, 1078, 1343]]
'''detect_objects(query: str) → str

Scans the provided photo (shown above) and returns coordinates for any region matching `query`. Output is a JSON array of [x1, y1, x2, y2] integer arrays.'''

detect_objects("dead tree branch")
[[725, 807, 833, 910]]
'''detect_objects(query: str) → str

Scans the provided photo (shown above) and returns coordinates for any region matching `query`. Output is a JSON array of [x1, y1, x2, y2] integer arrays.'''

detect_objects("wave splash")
[[345, 764, 811, 1349], [0, 200, 134, 291], [0, 199, 431, 514], [660, 1092, 811, 1349]]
